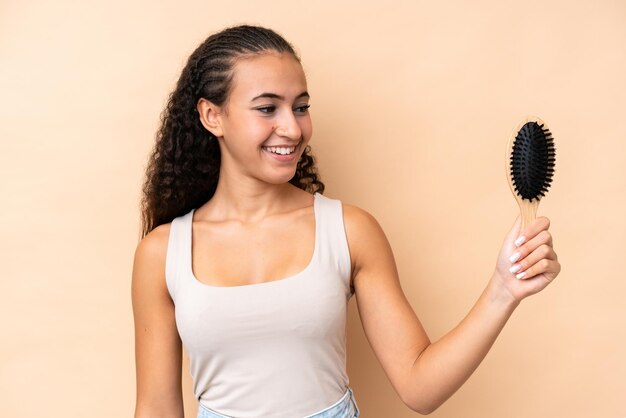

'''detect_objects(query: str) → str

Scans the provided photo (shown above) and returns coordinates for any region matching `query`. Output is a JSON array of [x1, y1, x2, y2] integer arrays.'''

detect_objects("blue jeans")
[[197, 387, 360, 418]]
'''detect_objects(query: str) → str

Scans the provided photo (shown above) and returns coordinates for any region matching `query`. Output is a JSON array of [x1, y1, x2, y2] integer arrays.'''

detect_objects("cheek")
[[300, 117, 313, 139], [228, 119, 274, 143]]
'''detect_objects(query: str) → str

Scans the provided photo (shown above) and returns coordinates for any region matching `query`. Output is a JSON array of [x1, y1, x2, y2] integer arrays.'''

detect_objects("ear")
[[197, 98, 224, 138]]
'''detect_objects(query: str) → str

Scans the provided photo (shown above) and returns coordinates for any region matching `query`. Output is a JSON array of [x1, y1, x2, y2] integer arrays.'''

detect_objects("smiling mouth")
[[261, 140, 301, 156], [262, 145, 297, 155]]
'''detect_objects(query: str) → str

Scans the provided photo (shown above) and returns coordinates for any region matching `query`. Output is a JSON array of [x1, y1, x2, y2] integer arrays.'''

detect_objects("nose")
[[273, 110, 302, 141]]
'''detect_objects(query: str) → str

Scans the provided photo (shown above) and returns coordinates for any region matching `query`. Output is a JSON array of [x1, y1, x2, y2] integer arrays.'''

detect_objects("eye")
[[256, 105, 276, 114], [294, 104, 311, 113]]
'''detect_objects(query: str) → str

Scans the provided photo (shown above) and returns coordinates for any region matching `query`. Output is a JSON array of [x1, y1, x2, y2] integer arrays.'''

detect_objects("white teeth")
[[264, 146, 296, 155]]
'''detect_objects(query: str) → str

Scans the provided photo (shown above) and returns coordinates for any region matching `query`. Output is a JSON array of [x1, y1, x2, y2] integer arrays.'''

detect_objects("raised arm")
[[343, 205, 560, 415], [131, 225, 185, 418]]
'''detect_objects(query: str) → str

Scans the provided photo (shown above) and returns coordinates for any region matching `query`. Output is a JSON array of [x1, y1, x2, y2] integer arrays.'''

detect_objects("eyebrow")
[[250, 91, 310, 102]]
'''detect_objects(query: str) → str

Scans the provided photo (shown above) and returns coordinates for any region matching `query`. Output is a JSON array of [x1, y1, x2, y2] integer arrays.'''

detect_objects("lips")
[[262, 145, 299, 162]]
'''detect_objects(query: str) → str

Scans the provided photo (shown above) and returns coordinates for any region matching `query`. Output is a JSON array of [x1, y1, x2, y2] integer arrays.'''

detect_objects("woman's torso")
[[165, 191, 356, 418]]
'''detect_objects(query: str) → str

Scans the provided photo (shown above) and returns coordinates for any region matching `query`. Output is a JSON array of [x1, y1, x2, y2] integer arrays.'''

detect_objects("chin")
[[265, 169, 298, 185]]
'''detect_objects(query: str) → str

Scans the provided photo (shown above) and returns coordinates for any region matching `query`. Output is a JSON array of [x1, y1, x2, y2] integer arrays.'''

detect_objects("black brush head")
[[510, 121, 556, 201]]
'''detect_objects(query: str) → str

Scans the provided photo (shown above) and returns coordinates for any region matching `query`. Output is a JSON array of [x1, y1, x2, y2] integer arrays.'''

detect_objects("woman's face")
[[215, 52, 312, 185]]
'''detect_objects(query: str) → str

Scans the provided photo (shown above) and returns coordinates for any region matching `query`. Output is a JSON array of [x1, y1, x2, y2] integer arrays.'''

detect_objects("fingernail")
[[509, 252, 521, 263], [516, 272, 526, 280], [514, 236, 526, 247], [509, 264, 521, 273]]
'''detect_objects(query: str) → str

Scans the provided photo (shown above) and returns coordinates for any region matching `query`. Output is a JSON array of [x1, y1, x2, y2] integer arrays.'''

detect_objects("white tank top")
[[165, 192, 355, 417]]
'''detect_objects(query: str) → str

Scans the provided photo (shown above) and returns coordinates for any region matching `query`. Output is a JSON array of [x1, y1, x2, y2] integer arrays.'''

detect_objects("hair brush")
[[505, 116, 556, 231]]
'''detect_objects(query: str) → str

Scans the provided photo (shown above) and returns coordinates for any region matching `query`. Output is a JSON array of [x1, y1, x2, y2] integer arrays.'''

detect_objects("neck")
[[205, 172, 297, 224]]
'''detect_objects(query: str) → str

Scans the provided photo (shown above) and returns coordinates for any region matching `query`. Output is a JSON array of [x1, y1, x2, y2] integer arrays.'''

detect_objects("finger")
[[508, 230, 553, 265], [508, 244, 557, 276], [514, 258, 560, 281], [513, 216, 551, 248], [519, 229, 553, 257]]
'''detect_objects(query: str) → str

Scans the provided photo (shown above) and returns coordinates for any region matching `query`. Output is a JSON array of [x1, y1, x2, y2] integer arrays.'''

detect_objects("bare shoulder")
[[135, 223, 171, 263], [342, 202, 381, 232], [341, 202, 390, 279], [132, 223, 172, 301], [342, 203, 383, 247]]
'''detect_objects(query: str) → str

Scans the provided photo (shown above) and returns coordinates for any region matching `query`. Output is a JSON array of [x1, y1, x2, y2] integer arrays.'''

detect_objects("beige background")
[[1, 0, 625, 417]]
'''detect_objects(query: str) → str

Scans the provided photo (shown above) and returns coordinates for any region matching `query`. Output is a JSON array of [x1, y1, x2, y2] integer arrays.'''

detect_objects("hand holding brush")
[[491, 116, 561, 303]]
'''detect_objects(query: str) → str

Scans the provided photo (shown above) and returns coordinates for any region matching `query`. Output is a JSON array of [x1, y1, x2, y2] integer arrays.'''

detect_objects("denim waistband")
[[197, 386, 360, 418]]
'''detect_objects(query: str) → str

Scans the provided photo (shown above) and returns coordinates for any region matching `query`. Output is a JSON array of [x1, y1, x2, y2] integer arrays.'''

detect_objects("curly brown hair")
[[139, 25, 324, 238]]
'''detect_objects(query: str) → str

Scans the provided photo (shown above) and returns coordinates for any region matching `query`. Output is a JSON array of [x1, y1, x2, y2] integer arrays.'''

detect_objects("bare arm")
[[404, 277, 517, 413], [344, 205, 560, 415], [131, 225, 185, 418]]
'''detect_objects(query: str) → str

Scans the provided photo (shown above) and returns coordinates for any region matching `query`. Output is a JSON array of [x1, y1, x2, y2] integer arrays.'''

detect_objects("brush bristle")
[[510, 121, 556, 201]]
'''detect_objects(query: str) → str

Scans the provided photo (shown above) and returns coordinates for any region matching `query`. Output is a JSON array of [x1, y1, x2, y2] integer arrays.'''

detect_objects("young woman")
[[131, 25, 561, 418]]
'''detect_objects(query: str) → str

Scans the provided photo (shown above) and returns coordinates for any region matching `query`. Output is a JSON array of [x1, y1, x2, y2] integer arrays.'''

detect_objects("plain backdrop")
[[1, 1, 625, 417]]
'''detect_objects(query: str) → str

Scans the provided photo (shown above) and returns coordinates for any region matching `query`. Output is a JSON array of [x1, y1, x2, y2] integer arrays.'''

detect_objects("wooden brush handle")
[[517, 198, 539, 231]]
